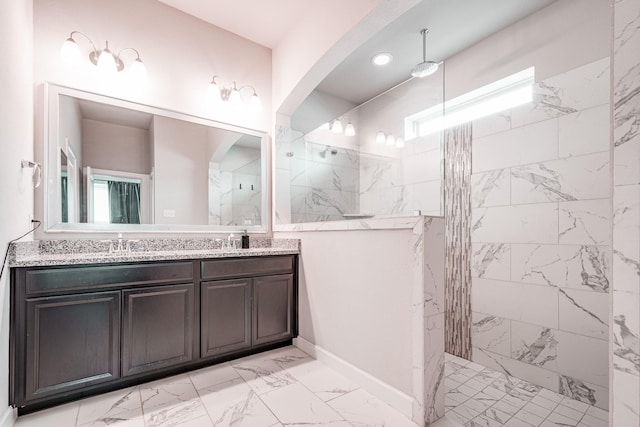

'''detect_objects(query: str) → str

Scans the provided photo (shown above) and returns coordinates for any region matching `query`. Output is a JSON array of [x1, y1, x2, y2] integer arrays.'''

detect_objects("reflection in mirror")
[[60, 150, 68, 222], [45, 84, 267, 233]]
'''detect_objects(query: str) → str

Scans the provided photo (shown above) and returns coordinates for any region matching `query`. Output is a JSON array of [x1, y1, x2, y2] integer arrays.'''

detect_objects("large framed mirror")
[[44, 83, 268, 233]]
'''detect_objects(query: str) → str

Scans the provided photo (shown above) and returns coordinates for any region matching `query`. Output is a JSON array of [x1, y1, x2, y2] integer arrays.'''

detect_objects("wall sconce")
[[376, 131, 404, 148], [60, 31, 146, 81], [208, 76, 262, 113], [329, 118, 356, 136]]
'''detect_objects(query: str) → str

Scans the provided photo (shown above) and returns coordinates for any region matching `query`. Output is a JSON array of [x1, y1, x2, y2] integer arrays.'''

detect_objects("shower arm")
[[421, 28, 428, 62]]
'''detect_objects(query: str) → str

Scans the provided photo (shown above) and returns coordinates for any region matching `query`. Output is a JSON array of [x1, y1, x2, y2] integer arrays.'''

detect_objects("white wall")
[[275, 229, 414, 395], [0, 0, 33, 426], [82, 119, 151, 174], [33, 0, 271, 131], [152, 116, 209, 225]]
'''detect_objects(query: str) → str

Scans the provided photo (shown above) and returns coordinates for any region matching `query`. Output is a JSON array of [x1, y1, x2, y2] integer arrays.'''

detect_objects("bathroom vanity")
[[8, 240, 299, 414]]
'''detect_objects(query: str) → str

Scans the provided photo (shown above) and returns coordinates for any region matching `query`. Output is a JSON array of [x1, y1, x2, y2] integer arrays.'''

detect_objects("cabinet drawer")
[[201, 256, 293, 280], [25, 262, 194, 295]]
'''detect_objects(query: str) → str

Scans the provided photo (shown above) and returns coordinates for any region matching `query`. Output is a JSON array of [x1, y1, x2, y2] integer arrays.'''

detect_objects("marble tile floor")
[[13, 347, 609, 427], [436, 353, 609, 427]]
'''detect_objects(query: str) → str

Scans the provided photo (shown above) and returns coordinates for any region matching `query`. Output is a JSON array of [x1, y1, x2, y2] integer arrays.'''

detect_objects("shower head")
[[319, 146, 338, 157], [411, 28, 439, 78]]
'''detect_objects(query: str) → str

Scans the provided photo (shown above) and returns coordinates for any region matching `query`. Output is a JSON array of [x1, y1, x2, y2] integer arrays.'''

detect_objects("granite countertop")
[[9, 238, 300, 267]]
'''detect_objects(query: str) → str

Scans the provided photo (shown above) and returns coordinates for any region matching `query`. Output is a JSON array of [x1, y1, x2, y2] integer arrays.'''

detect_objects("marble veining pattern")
[[612, 0, 640, 425], [471, 313, 511, 357], [469, 57, 612, 412], [471, 169, 510, 208], [15, 348, 608, 427], [510, 244, 610, 292]]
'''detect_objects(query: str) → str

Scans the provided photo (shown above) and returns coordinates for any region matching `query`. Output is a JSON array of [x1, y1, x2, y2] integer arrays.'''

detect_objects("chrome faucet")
[[104, 233, 137, 254], [216, 233, 239, 250]]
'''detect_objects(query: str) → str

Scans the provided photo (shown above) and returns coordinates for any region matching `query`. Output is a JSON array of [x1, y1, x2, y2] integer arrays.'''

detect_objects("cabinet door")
[[25, 291, 120, 401], [253, 274, 293, 346], [201, 279, 251, 358], [122, 284, 194, 377]]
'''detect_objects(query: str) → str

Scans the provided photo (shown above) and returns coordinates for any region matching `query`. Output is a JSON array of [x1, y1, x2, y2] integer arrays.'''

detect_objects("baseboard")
[[0, 406, 16, 427], [294, 337, 413, 418]]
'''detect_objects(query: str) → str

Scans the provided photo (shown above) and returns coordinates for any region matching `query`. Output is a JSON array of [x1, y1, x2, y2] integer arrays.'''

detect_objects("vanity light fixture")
[[330, 119, 343, 134], [208, 76, 262, 113], [344, 121, 356, 137], [326, 118, 355, 136], [375, 131, 404, 148], [60, 31, 146, 80], [371, 52, 393, 66]]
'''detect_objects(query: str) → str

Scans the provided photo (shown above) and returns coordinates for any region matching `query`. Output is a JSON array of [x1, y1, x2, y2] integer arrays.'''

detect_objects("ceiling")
[[156, 0, 310, 48], [157, 0, 557, 107], [316, 0, 558, 105], [78, 99, 153, 130]]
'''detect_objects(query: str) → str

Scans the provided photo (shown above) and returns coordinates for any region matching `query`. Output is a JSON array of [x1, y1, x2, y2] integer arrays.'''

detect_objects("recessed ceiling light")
[[371, 52, 393, 66]]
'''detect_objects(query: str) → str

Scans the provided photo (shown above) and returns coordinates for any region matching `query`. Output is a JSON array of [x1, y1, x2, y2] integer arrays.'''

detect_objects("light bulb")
[[371, 52, 393, 66], [331, 120, 343, 134], [344, 122, 356, 137], [386, 134, 395, 146], [96, 47, 117, 75], [60, 38, 81, 66], [249, 93, 262, 113], [129, 58, 147, 82], [375, 131, 386, 144], [229, 87, 242, 110], [395, 137, 405, 148]]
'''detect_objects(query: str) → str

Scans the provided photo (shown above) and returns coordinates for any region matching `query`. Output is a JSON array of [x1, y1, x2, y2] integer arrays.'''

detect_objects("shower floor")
[[437, 353, 608, 427]]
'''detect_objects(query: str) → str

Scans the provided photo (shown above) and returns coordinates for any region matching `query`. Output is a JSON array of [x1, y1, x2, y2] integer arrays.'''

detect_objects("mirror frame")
[[43, 83, 270, 234]]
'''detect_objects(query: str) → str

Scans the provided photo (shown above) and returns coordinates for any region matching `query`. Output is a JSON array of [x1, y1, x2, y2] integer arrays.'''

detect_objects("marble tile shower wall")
[[612, 0, 640, 424], [469, 57, 611, 410], [360, 135, 443, 217], [288, 141, 361, 223], [208, 166, 261, 226]]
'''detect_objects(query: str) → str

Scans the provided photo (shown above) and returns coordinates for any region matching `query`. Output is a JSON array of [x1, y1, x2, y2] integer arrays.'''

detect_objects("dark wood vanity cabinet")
[[201, 279, 252, 358], [122, 283, 195, 376], [253, 274, 294, 345], [10, 255, 297, 414], [23, 291, 121, 401]]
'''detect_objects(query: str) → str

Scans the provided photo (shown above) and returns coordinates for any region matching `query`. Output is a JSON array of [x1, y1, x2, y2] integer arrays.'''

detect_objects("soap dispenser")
[[241, 230, 250, 249]]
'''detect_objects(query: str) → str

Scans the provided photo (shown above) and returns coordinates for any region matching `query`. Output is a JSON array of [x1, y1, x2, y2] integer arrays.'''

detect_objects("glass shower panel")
[[275, 64, 444, 225]]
